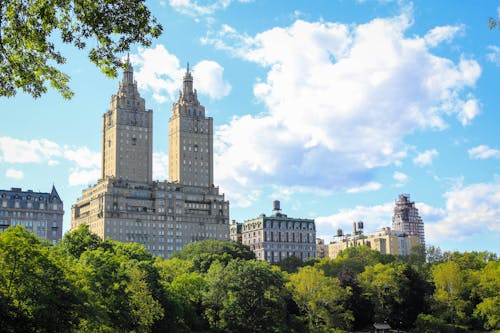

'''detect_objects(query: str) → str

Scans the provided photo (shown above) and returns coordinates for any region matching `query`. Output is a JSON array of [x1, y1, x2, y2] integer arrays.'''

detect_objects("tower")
[[102, 57, 153, 182], [72, 60, 230, 258], [392, 194, 425, 247], [168, 64, 214, 187]]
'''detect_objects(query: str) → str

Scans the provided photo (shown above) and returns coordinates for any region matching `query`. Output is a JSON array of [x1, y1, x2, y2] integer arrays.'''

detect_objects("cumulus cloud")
[[468, 145, 500, 159], [68, 168, 100, 186], [192, 61, 232, 99], [0, 136, 103, 186], [5, 168, 24, 180], [424, 25, 464, 47], [425, 182, 500, 242], [316, 182, 499, 244], [64, 147, 100, 169], [393, 171, 408, 186], [413, 149, 438, 166], [131, 44, 231, 103], [204, 13, 480, 199], [0, 137, 61, 164], [169, 0, 253, 17], [316, 203, 394, 241], [346, 182, 382, 194]]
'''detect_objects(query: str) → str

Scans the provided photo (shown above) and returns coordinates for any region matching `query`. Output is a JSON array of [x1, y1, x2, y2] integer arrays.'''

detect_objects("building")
[[327, 226, 420, 259], [0, 186, 63, 243], [71, 61, 230, 258], [392, 194, 425, 247], [316, 238, 327, 258], [231, 201, 316, 263], [229, 220, 242, 243]]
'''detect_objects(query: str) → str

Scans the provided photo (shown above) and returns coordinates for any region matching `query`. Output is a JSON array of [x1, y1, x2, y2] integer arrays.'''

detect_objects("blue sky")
[[0, 0, 499, 253]]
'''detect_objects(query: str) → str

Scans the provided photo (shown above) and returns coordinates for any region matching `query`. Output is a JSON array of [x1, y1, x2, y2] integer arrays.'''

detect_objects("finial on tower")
[[187, 62, 190, 73]]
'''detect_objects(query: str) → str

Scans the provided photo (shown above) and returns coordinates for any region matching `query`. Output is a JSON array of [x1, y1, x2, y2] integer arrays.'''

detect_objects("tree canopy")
[[0, 226, 498, 332], [0, 0, 162, 99]]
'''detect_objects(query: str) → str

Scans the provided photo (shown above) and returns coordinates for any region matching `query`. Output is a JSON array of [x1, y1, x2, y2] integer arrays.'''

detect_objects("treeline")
[[0, 225, 498, 333]]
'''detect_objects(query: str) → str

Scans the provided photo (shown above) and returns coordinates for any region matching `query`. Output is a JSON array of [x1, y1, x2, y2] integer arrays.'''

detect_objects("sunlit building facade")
[[71, 62, 229, 258], [0, 186, 63, 243]]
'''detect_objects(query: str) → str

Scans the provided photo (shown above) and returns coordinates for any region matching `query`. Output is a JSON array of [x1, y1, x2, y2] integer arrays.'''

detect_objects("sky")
[[0, 0, 499, 253]]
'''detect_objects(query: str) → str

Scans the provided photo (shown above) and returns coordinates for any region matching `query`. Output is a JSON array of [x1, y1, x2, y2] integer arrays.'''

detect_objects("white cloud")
[[192, 61, 232, 99], [468, 145, 500, 159], [131, 44, 231, 103], [169, 0, 252, 16], [413, 149, 438, 166], [457, 98, 480, 126], [346, 182, 382, 194], [316, 203, 394, 241], [393, 171, 408, 186], [153, 152, 169, 180], [205, 13, 480, 195], [64, 147, 100, 169], [131, 45, 183, 103], [316, 182, 500, 244], [68, 168, 100, 186], [486, 45, 500, 66], [425, 182, 500, 242], [424, 25, 464, 47], [0, 137, 62, 163], [5, 168, 24, 180]]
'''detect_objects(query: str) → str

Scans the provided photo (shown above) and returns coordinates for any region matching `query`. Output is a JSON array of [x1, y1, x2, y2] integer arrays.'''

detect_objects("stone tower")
[[168, 64, 214, 187], [101, 57, 153, 182]]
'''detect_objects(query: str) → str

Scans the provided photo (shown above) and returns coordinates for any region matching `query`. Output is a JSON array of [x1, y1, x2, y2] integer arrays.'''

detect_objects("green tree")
[[173, 239, 255, 272], [59, 224, 102, 258], [288, 265, 353, 331], [0, 0, 162, 99], [473, 261, 500, 330], [203, 259, 288, 333], [431, 261, 468, 325], [358, 262, 410, 327], [0, 226, 80, 332]]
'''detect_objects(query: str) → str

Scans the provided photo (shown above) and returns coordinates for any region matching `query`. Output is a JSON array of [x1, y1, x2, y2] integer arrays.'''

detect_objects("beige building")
[[231, 201, 316, 263], [0, 186, 63, 244], [316, 238, 327, 258], [71, 62, 229, 258], [327, 227, 420, 259]]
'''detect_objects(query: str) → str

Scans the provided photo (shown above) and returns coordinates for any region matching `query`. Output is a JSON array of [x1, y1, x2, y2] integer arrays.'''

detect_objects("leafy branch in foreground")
[[0, 0, 162, 99]]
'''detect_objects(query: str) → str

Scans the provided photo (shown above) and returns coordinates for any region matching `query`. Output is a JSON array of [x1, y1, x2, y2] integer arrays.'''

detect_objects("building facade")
[[231, 201, 316, 263], [392, 194, 425, 247], [327, 227, 420, 259], [0, 186, 63, 243], [71, 62, 229, 258]]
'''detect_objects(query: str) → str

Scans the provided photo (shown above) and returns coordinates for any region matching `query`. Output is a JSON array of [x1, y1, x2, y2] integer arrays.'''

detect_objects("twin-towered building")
[[71, 61, 229, 258]]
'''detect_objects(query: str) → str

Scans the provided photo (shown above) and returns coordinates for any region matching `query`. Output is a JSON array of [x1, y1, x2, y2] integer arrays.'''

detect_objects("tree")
[[473, 261, 500, 330], [173, 239, 255, 272], [203, 259, 288, 333], [59, 224, 102, 258], [431, 261, 468, 325], [0, 226, 80, 332], [0, 0, 162, 99], [358, 262, 411, 328], [287, 265, 353, 331]]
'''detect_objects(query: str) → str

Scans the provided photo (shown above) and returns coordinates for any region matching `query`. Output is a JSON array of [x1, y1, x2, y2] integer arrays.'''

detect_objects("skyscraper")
[[71, 61, 229, 258], [391, 194, 425, 247]]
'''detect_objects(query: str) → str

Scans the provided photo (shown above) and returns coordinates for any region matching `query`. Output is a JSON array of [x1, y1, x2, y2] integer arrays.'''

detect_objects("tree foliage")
[[1, 227, 499, 333], [0, 0, 162, 99]]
